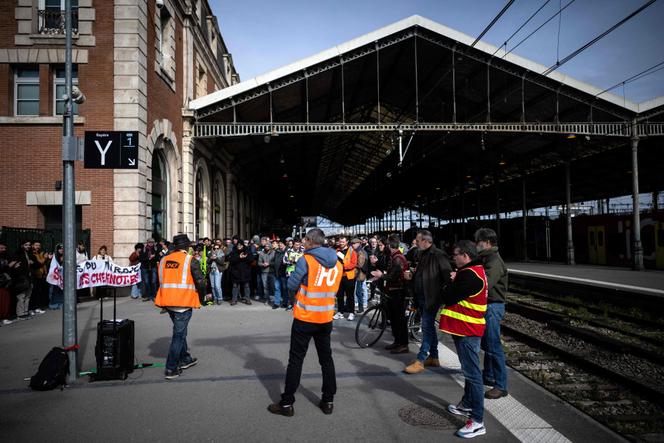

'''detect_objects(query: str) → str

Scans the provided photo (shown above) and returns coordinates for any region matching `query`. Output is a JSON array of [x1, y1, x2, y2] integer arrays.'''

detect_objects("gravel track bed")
[[504, 313, 664, 389]]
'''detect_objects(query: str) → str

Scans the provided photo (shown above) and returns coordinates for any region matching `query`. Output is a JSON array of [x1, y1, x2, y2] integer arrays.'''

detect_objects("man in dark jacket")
[[405, 230, 452, 374], [140, 238, 160, 301], [10, 240, 39, 319], [371, 234, 410, 354], [273, 240, 289, 309], [475, 228, 509, 399], [227, 241, 254, 305]]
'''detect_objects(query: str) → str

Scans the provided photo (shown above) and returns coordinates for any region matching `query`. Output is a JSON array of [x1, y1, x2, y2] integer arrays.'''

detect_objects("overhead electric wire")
[[471, 0, 517, 47], [504, 0, 576, 58], [542, 0, 659, 76], [492, 0, 552, 56], [595, 60, 664, 97]]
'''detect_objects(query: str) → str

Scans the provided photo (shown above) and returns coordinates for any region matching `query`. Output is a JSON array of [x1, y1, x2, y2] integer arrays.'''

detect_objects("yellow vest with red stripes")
[[439, 264, 487, 337], [294, 254, 343, 324], [155, 251, 201, 309]]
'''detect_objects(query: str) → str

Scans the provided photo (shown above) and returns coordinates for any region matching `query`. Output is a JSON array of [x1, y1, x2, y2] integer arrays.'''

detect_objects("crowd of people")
[[149, 226, 507, 439], [1, 225, 508, 439]]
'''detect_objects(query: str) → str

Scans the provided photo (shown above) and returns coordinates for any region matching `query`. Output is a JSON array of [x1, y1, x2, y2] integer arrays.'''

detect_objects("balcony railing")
[[38, 9, 78, 35]]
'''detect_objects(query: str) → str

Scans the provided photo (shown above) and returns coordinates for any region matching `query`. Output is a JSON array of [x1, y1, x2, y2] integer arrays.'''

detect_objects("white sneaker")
[[447, 403, 472, 418], [333, 312, 344, 320], [254, 296, 260, 301], [35, 309, 46, 314], [28, 310, 36, 316], [347, 313, 355, 321], [2, 319, 12, 325], [456, 419, 485, 439]]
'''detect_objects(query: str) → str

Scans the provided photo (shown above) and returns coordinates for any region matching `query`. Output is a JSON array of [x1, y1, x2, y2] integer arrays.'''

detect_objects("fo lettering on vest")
[[294, 254, 343, 324]]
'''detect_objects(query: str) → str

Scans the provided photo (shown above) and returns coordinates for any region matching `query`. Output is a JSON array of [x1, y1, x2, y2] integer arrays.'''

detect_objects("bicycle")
[[355, 287, 421, 348]]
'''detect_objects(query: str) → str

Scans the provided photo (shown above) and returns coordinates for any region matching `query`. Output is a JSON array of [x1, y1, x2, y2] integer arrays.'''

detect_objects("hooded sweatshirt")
[[287, 246, 339, 293]]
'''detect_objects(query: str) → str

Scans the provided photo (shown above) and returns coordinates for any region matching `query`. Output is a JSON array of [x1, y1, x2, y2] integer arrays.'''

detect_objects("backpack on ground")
[[29, 347, 69, 391]]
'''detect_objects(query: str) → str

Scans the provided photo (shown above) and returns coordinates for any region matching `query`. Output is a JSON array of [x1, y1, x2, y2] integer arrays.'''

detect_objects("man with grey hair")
[[404, 230, 452, 374], [268, 228, 343, 417], [474, 228, 509, 399]]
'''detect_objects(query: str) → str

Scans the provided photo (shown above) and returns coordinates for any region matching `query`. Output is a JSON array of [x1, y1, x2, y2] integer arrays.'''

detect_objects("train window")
[[659, 227, 664, 247], [597, 231, 604, 247], [589, 231, 595, 247]]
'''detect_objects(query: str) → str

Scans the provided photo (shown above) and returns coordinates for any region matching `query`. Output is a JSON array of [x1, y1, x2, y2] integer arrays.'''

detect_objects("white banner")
[[47, 259, 142, 289]]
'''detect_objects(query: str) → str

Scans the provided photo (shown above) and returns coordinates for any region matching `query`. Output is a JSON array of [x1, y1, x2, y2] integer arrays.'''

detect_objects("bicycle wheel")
[[407, 309, 423, 343], [355, 306, 387, 348]]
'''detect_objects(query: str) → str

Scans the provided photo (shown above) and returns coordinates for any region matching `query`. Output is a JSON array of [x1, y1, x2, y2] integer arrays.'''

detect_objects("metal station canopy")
[[191, 15, 664, 226]]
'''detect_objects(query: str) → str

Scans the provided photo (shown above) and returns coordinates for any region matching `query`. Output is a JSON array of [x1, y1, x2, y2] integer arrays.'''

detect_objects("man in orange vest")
[[268, 228, 343, 417], [440, 240, 488, 439], [155, 234, 204, 380], [333, 235, 357, 321]]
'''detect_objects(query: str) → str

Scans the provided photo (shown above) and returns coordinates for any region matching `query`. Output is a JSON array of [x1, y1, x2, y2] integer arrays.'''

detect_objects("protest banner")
[[47, 259, 142, 289]]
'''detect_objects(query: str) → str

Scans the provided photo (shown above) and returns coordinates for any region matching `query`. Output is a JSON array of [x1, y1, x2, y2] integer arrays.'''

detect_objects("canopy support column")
[[522, 177, 528, 261], [631, 135, 644, 270], [495, 174, 501, 241], [565, 160, 575, 265]]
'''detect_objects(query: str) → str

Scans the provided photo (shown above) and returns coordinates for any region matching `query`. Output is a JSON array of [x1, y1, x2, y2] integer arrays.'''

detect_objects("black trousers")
[[336, 277, 355, 314], [281, 318, 336, 405], [387, 289, 409, 346]]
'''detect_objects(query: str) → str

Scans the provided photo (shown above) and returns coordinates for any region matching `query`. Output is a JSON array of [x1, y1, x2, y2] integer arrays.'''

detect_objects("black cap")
[[172, 234, 191, 250]]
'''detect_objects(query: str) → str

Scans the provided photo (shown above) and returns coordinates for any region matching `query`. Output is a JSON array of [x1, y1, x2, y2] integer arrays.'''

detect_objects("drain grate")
[[398, 404, 461, 430]]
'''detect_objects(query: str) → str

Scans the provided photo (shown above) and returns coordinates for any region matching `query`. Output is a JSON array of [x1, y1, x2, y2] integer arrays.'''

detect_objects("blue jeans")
[[453, 335, 483, 423], [141, 268, 157, 300], [210, 270, 223, 302], [277, 276, 289, 306], [274, 275, 284, 306], [261, 273, 275, 303], [354, 280, 368, 311], [130, 283, 141, 298], [416, 295, 439, 362], [166, 309, 193, 372], [481, 303, 507, 390]]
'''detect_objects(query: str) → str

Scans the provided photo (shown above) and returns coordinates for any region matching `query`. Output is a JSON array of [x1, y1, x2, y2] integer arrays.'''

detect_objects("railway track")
[[501, 286, 664, 442]]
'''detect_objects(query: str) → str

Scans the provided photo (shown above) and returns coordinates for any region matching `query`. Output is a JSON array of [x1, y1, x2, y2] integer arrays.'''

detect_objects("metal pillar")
[[631, 136, 644, 270], [62, 0, 78, 382], [545, 207, 551, 263], [522, 177, 528, 261], [652, 191, 659, 212], [565, 160, 575, 265], [494, 175, 501, 240], [460, 179, 466, 238]]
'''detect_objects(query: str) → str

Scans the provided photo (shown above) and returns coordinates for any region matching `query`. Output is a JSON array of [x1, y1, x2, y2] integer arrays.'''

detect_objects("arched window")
[[213, 175, 225, 238], [195, 168, 203, 239], [151, 151, 168, 241]]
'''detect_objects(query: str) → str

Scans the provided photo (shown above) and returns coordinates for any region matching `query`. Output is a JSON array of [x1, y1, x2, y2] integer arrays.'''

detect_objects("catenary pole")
[[62, 0, 78, 382]]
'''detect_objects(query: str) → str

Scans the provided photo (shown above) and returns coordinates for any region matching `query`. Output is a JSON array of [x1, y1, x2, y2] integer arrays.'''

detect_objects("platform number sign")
[[84, 131, 139, 169]]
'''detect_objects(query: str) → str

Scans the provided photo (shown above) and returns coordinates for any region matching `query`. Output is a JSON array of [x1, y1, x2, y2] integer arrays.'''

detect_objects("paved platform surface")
[[0, 298, 625, 442], [507, 262, 664, 295]]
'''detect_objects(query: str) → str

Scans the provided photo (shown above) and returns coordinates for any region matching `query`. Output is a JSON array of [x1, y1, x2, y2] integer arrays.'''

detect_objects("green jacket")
[[478, 246, 508, 304]]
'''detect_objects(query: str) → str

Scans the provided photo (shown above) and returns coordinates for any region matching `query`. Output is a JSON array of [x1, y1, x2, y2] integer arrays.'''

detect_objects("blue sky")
[[210, 0, 664, 104]]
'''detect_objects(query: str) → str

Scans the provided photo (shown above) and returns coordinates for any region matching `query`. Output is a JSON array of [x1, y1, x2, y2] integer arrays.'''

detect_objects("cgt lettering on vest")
[[47, 259, 142, 289]]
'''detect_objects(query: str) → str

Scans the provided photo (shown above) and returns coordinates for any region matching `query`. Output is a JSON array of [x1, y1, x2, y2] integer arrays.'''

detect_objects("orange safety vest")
[[155, 251, 201, 309], [340, 247, 356, 280], [293, 254, 343, 324], [439, 264, 487, 337]]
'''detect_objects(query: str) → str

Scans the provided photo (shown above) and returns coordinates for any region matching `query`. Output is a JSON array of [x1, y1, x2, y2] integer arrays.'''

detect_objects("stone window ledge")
[[26, 191, 91, 206], [0, 116, 86, 125]]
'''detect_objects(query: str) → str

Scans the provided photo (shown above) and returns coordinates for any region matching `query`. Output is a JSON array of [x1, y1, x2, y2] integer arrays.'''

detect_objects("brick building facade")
[[0, 0, 255, 264]]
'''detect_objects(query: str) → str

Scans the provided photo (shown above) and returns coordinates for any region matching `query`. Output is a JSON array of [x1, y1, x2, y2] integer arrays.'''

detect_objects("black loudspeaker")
[[94, 319, 134, 380], [92, 287, 135, 381]]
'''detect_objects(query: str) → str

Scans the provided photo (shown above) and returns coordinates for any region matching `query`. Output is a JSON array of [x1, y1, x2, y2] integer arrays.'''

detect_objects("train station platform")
[[0, 297, 624, 442], [507, 262, 664, 297]]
